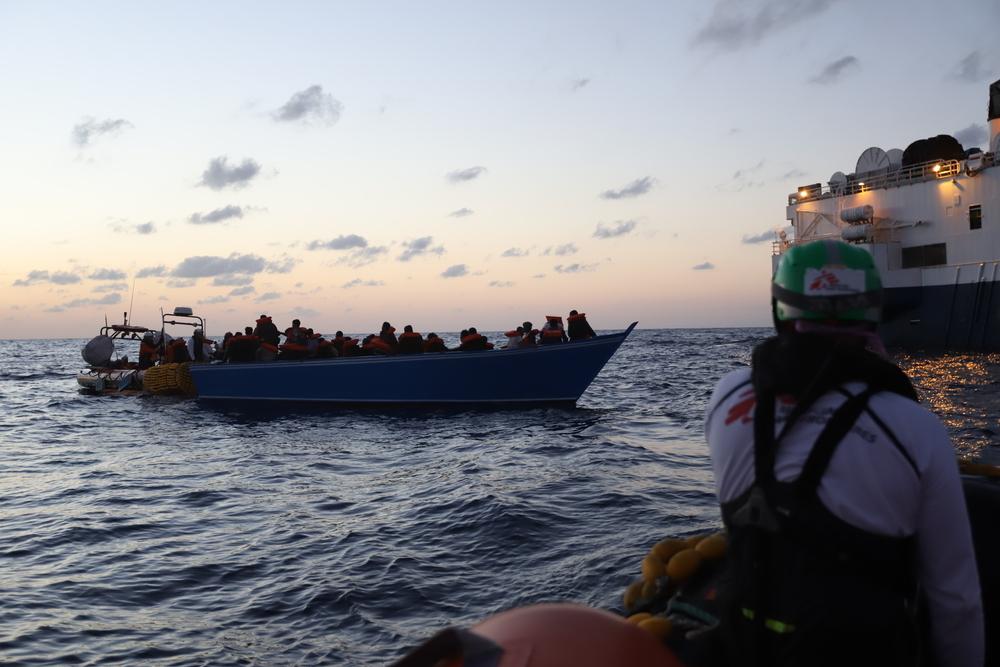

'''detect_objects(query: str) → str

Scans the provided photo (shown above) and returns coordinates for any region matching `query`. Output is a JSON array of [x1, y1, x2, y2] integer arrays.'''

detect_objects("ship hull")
[[883, 282, 1000, 350], [188, 323, 636, 405]]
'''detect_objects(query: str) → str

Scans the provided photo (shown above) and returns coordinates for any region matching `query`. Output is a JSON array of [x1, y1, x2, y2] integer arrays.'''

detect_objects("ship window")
[[970, 205, 982, 230], [901, 243, 947, 269]]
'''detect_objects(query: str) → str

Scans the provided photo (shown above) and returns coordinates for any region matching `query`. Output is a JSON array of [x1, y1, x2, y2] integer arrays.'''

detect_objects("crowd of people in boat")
[[137, 310, 598, 367]]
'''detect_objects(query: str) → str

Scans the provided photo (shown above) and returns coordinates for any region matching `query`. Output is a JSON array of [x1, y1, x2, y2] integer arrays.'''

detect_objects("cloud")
[[189, 205, 244, 225], [571, 77, 591, 91], [198, 156, 261, 190], [809, 55, 859, 84], [256, 291, 281, 302], [342, 278, 385, 288], [94, 283, 128, 292], [61, 293, 123, 308], [212, 274, 254, 286], [292, 307, 319, 319], [599, 176, 655, 200], [554, 263, 597, 274], [72, 117, 133, 147], [533, 274, 546, 279], [167, 278, 196, 288], [954, 123, 988, 148], [337, 245, 388, 268], [441, 264, 469, 278], [692, 262, 715, 270], [171, 254, 293, 278], [692, 0, 839, 52], [501, 247, 528, 258], [742, 230, 775, 244], [266, 257, 297, 274], [136, 265, 167, 278], [93, 282, 128, 293], [447, 166, 487, 183], [593, 220, 638, 239], [951, 51, 988, 83], [13, 270, 81, 286], [273, 85, 343, 125], [543, 243, 578, 256], [88, 268, 127, 281], [398, 236, 445, 262], [724, 159, 766, 191], [135, 222, 156, 235], [307, 234, 368, 251], [782, 168, 807, 180], [198, 295, 229, 305], [489, 280, 514, 288], [66, 293, 123, 308], [229, 286, 255, 297], [448, 208, 474, 218]]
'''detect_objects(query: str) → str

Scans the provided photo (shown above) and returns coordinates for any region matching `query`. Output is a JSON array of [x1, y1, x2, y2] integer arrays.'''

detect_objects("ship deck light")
[[798, 189, 810, 199], [932, 163, 942, 173]]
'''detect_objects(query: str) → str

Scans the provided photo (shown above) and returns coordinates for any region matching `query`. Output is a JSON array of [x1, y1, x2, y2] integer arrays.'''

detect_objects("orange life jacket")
[[365, 337, 394, 355], [567, 312, 586, 322], [521, 329, 539, 346], [260, 342, 279, 354], [423, 338, 447, 353], [279, 342, 308, 353], [399, 331, 422, 340], [342, 338, 360, 355], [460, 333, 490, 351]]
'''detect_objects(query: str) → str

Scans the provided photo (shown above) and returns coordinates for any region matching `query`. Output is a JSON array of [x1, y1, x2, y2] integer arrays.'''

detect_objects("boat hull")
[[188, 323, 637, 405], [882, 282, 1000, 350]]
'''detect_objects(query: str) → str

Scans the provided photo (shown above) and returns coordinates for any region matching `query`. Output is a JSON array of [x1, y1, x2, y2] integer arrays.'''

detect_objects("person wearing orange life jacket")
[[331, 331, 347, 356], [253, 314, 280, 347], [567, 309, 596, 341], [138, 332, 159, 369], [397, 325, 424, 354], [379, 321, 398, 349], [256, 340, 279, 362], [503, 326, 524, 349], [422, 333, 447, 353], [364, 333, 395, 355], [539, 315, 568, 345], [459, 327, 493, 351], [519, 321, 538, 347], [283, 318, 305, 345], [316, 335, 337, 358], [227, 331, 260, 363], [341, 336, 360, 356]]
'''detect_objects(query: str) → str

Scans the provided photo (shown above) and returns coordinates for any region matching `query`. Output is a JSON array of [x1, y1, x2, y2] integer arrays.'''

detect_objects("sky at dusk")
[[2, 0, 999, 338]]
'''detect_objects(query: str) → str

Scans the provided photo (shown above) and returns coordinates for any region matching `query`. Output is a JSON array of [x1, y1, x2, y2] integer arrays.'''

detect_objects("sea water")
[[1, 329, 997, 664]]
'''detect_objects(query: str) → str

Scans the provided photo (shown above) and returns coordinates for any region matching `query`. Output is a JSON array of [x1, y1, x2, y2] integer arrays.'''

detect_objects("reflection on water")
[[896, 352, 1000, 463]]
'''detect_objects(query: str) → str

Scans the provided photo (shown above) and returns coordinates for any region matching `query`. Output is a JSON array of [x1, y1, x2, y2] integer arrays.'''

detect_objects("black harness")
[[719, 334, 921, 667]]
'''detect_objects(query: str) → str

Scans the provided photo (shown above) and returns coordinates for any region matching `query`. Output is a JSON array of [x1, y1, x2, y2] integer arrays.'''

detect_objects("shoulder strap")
[[794, 387, 877, 502]]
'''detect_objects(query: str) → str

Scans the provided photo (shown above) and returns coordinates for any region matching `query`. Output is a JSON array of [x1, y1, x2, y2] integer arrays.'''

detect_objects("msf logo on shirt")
[[724, 389, 795, 426]]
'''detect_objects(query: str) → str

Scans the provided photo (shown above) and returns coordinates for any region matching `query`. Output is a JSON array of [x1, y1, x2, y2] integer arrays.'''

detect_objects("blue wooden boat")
[[188, 322, 637, 406]]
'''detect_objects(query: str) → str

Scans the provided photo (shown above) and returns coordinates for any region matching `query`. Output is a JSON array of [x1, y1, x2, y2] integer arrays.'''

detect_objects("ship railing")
[[786, 154, 995, 205]]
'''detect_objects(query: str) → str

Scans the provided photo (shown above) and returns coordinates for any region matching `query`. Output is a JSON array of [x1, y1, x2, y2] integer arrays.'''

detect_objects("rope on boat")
[[142, 362, 196, 396]]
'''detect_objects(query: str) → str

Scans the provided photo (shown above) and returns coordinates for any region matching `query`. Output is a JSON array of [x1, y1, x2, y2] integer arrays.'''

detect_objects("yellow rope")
[[142, 362, 197, 396]]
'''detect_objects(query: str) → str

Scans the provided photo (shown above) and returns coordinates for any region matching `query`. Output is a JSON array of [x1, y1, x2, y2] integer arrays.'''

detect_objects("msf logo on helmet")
[[803, 267, 865, 295], [809, 269, 841, 291]]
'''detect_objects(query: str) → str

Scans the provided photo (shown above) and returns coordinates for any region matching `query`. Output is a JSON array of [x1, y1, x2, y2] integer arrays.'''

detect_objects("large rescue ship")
[[779, 78, 1000, 350]]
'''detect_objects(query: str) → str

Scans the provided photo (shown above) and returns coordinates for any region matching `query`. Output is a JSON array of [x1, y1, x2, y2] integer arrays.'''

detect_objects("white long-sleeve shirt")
[[705, 367, 983, 667]]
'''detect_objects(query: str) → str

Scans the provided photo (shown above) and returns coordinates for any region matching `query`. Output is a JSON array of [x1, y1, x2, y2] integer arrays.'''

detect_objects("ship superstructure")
[[780, 79, 1000, 349]]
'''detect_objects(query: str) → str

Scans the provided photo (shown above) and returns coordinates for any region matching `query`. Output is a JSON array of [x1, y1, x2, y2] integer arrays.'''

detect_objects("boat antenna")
[[127, 277, 137, 325]]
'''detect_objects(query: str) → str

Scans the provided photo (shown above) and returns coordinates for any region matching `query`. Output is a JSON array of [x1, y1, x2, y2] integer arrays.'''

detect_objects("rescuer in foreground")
[[704, 240, 983, 666]]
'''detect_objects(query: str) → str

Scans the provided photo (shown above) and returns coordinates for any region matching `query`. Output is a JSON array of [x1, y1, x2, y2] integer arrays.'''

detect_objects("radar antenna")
[[855, 147, 890, 175]]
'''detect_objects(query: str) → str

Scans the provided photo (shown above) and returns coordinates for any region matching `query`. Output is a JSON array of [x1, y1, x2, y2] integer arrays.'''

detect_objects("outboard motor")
[[81, 335, 114, 367]]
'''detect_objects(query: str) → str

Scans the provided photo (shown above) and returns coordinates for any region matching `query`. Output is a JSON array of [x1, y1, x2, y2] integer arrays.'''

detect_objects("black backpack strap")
[[794, 387, 877, 502], [752, 388, 778, 489]]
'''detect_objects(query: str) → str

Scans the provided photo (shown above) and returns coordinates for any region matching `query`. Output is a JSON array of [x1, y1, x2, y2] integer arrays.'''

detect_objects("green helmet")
[[773, 240, 882, 323]]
